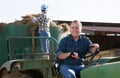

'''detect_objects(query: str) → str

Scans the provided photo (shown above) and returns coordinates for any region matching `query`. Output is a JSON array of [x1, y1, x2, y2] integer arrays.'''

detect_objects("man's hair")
[[71, 20, 82, 27]]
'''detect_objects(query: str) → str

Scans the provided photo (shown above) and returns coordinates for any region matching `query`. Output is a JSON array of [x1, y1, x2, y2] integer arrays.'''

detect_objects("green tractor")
[[0, 24, 120, 78], [0, 36, 120, 78]]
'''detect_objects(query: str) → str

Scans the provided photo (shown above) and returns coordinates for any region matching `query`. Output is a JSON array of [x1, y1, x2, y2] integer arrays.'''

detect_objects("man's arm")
[[57, 52, 71, 60]]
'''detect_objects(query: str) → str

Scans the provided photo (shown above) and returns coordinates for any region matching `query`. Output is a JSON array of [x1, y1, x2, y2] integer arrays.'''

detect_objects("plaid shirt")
[[32, 13, 50, 33]]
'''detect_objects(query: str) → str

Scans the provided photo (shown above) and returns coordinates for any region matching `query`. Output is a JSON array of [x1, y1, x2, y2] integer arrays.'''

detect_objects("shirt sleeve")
[[86, 37, 93, 52], [56, 38, 66, 57]]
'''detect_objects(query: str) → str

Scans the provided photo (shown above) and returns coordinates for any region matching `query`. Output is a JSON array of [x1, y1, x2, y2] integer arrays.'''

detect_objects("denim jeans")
[[39, 30, 51, 53], [60, 64, 84, 78]]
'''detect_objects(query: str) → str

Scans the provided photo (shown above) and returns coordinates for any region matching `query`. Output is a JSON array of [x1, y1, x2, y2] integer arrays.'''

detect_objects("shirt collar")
[[69, 34, 82, 41]]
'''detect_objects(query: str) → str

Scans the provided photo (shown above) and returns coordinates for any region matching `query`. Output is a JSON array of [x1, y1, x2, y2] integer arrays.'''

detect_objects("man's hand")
[[71, 52, 79, 59], [91, 43, 99, 53], [93, 43, 99, 48]]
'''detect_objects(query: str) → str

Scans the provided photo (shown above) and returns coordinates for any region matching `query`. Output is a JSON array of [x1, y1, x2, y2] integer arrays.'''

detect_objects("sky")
[[0, 0, 120, 23]]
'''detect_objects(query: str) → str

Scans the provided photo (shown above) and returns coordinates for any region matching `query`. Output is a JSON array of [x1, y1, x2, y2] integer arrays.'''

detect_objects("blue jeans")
[[39, 30, 51, 53], [60, 64, 84, 78]]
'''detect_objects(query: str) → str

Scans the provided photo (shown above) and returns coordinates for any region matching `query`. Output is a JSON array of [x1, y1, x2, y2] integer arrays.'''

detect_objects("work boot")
[[42, 53, 49, 60]]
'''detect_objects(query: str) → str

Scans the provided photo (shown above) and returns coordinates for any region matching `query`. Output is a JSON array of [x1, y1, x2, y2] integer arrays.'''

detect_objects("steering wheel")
[[83, 48, 100, 66], [67, 45, 100, 66]]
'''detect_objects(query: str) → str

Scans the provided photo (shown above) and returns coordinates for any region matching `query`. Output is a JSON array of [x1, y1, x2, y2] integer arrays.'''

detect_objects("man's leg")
[[60, 65, 76, 78], [40, 31, 50, 59]]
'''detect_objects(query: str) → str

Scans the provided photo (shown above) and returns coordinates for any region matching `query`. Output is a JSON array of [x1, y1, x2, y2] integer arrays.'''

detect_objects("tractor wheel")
[[0, 68, 9, 78]]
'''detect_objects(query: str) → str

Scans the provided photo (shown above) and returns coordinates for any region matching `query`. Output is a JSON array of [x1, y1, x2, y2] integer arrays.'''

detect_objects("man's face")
[[70, 22, 82, 38]]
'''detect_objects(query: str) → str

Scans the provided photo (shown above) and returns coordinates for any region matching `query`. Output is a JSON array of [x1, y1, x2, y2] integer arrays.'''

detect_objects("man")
[[31, 4, 51, 59], [56, 20, 99, 78]]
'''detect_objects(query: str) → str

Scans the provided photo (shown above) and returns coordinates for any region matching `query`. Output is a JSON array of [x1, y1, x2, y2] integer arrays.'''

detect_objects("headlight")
[[11, 62, 22, 71]]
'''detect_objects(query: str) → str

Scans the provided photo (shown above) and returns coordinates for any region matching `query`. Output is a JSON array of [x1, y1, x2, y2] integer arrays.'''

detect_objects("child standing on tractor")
[[30, 4, 51, 59]]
